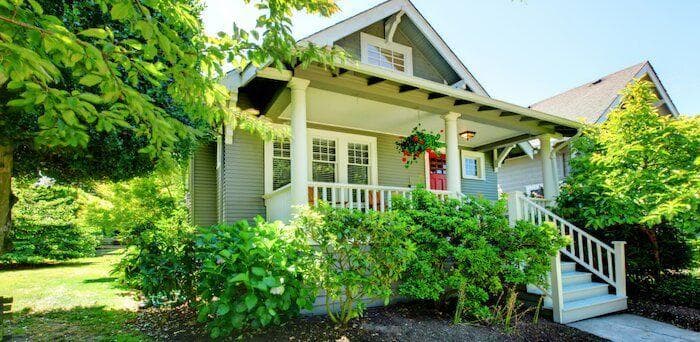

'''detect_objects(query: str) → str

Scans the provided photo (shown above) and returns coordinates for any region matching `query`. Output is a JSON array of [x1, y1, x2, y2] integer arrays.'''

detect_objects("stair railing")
[[507, 192, 627, 297]]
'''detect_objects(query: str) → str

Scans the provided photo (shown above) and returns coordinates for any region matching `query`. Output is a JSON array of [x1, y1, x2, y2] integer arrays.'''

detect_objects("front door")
[[428, 150, 447, 190]]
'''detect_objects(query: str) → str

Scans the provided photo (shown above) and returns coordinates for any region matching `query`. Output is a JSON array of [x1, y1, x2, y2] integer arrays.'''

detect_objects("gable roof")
[[529, 61, 679, 123], [299, 0, 489, 97]]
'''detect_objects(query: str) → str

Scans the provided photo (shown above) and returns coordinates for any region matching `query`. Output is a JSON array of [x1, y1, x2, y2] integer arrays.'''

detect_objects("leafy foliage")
[[0, 0, 344, 155], [196, 219, 317, 338], [393, 190, 567, 324], [558, 80, 699, 232], [1, 180, 99, 264], [79, 165, 186, 238], [293, 204, 416, 325], [113, 209, 197, 306], [557, 80, 699, 280]]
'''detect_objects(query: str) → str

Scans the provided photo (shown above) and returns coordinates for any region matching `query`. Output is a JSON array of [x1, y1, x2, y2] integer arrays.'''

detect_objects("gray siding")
[[189, 143, 218, 227], [460, 150, 499, 200], [498, 151, 568, 194], [376, 134, 425, 187], [223, 130, 266, 223], [334, 17, 459, 85]]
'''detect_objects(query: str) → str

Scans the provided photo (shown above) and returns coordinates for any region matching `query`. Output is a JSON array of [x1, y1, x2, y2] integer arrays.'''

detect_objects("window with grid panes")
[[366, 44, 405, 72], [272, 137, 291, 190], [312, 138, 336, 183], [347, 143, 369, 184]]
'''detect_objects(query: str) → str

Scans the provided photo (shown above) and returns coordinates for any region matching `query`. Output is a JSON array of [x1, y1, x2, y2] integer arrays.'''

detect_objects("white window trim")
[[461, 150, 485, 181], [264, 126, 378, 194], [360, 32, 413, 76]]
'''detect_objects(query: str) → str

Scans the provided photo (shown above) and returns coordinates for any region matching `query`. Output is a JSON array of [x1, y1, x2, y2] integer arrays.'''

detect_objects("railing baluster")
[[577, 230, 584, 260], [339, 187, 345, 208], [587, 238, 593, 265], [348, 188, 354, 209], [313, 186, 319, 207], [331, 186, 337, 208], [379, 190, 385, 212], [596, 244, 603, 273], [607, 250, 614, 280]]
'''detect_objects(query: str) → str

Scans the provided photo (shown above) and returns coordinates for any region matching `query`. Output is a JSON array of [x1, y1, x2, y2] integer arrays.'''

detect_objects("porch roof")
[[227, 61, 582, 151]]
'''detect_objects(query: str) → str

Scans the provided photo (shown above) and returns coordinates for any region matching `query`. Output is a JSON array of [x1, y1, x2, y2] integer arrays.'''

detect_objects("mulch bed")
[[627, 299, 700, 332], [133, 301, 605, 341]]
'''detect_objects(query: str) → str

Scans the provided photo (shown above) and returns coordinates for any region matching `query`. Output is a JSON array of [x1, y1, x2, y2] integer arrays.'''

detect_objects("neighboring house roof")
[[529, 61, 679, 124], [299, 0, 489, 97]]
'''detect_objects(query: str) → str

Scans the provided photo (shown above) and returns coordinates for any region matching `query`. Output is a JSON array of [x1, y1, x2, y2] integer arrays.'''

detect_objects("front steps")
[[527, 261, 627, 324]]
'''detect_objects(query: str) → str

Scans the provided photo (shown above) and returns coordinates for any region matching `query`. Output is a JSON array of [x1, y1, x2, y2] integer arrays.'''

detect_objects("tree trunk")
[[640, 226, 661, 279], [0, 144, 13, 254]]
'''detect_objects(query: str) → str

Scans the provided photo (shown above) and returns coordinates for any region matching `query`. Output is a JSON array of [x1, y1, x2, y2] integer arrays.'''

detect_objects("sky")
[[202, 0, 700, 115]]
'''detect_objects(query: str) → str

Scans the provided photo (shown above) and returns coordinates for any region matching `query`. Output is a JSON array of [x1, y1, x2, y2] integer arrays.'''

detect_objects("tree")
[[0, 0, 344, 253], [557, 80, 700, 276]]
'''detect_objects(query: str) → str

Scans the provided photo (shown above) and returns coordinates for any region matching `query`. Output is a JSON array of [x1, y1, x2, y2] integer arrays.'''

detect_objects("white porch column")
[[539, 134, 557, 201], [443, 112, 461, 197], [289, 78, 311, 209]]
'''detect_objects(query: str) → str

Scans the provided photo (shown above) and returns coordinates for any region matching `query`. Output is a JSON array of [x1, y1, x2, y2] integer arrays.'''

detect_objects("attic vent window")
[[592, 79, 603, 85], [360, 32, 413, 75]]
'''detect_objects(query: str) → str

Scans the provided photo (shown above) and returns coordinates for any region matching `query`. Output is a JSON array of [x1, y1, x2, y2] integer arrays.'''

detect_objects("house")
[[188, 0, 627, 324], [498, 61, 680, 197]]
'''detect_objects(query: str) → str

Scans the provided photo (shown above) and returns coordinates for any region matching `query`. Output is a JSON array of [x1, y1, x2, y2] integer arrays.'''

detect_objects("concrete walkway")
[[568, 314, 700, 341]]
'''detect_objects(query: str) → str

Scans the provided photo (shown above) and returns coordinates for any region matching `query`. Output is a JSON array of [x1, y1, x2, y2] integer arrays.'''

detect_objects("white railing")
[[507, 191, 626, 320], [308, 182, 453, 212]]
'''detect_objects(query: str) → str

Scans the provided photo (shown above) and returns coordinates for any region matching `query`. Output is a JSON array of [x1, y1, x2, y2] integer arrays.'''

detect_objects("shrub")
[[393, 190, 567, 324], [114, 208, 197, 306], [1, 181, 98, 264], [293, 204, 416, 325], [196, 219, 317, 338]]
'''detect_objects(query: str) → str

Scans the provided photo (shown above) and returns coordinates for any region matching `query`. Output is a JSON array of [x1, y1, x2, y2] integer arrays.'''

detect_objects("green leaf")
[[79, 74, 102, 87], [110, 2, 133, 20], [78, 28, 108, 40], [228, 273, 248, 283], [244, 294, 258, 310], [216, 303, 230, 316], [251, 267, 265, 276]]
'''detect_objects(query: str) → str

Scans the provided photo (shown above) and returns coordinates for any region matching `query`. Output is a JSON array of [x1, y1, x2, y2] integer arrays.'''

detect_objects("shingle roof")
[[529, 62, 648, 123]]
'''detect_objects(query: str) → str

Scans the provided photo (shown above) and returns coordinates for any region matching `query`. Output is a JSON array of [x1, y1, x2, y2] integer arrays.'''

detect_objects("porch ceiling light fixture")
[[460, 130, 476, 141]]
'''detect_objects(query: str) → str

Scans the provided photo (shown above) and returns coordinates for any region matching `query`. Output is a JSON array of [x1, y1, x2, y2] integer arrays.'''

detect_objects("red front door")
[[428, 151, 447, 190]]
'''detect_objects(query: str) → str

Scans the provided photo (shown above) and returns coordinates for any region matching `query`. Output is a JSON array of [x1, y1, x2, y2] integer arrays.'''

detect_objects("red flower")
[[412, 136, 419, 142], [402, 157, 407, 162]]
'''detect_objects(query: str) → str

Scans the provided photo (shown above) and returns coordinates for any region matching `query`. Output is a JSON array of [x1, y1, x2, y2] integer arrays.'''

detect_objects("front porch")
[[227, 63, 580, 222]]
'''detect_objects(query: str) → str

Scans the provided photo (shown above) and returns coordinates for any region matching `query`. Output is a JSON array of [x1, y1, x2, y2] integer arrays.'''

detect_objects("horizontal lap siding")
[[498, 152, 567, 194], [376, 135, 425, 188], [461, 151, 499, 201], [190, 143, 218, 227], [224, 130, 266, 223]]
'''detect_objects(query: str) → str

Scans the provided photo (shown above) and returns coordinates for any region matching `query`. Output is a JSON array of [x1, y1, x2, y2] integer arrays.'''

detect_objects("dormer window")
[[360, 32, 412, 75]]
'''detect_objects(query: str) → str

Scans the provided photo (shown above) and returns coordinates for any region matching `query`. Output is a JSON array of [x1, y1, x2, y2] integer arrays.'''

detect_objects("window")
[[366, 44, 405, 72], [272, 137, 291, 190], [525, 183, 544, 198], [312, 138, 336, 183], [347, 143, 370, 184], [460, 150, 485, 180], [360, 33, 412, 75]]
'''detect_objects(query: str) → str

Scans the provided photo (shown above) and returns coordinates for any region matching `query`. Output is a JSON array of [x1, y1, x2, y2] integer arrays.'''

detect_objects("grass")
[[0, 248, 147, 341]]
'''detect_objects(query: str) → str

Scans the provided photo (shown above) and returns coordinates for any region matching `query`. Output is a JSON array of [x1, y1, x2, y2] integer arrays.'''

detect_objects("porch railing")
[[308, 182, 452, 212]]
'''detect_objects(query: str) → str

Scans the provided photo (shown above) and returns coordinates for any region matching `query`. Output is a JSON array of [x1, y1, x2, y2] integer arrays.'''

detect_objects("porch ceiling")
[[277, 87, 522, 149], [292, 63, 581, 138]]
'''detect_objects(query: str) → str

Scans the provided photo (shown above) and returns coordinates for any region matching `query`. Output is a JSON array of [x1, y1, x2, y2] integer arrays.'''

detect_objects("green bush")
[[195, 219, 317, 338], [293, 204, 416, 325], [1, 181, 98, 264], [651, 274, 700, 309], [393, 190, 567, 324], [114, 208, 197, 306]]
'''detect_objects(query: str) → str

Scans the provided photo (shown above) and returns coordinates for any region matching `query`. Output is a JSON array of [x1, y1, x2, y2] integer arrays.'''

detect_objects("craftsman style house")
[[498, 61, 679, 197], [188, 0, 629, 323]]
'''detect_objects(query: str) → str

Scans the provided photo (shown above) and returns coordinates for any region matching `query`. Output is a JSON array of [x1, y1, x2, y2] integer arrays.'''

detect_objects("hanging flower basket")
[[396, 124, 445, 168]]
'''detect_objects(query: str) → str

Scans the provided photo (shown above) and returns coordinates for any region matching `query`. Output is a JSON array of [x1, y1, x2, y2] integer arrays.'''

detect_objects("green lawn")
[[0, 248, 147, 341]]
